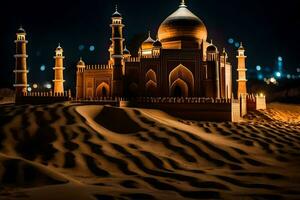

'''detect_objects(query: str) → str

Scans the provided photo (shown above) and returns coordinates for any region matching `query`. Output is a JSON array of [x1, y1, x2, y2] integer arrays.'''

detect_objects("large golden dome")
[[158, 1, 207, 49]]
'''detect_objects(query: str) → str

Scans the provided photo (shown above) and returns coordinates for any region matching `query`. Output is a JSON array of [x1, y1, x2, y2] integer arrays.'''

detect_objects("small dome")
[[207, 44, 217, 52], [238, 42, 244, 50], [112, 5, 122, 18], [77, 58, 85, 66], [56, 43, 63, 51], [123, 46, 131, 55], [142, 32, 155, 49], [153, 39, 162, 48], [17, 26, 26, 34]]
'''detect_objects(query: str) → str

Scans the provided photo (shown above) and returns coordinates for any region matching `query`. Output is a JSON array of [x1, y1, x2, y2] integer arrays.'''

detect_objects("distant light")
[[292, 75, 296, 79], [275, 72, 281, 78], [89, 45, 95, 51], [256, 65, 262, 71], [234, 42, 240, 48], [228, 38, 234, 44], [257, 74, 263, 80], [297, 68, 300, 73], [27, 87, 32, 92], [287, 74, 291, 79], [259, 93, 264, 97], [270, 77, 276, 83], [278, 56, 283, 62], [40, 65, 46, 71], [45, 83, 52, 89], [33, 84, 38, 89], [78, 45, 85, 51]]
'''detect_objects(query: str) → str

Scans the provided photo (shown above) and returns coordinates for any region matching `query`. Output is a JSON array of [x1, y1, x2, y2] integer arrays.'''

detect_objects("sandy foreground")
[[0, 102, 299, 200]]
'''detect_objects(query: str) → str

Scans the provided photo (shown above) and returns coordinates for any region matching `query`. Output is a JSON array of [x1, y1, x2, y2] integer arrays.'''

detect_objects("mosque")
[[75, 0, 247, 99], [13, 0, 266, 121]]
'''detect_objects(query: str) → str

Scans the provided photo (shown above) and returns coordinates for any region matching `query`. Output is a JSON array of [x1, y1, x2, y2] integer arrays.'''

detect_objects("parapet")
[[85, 64, 112, 70]]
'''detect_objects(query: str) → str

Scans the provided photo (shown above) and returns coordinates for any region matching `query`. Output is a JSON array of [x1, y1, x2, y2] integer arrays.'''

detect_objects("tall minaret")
[[110, 5, 125, 97], [236, 42, 247, 97], [76, 58, 85, 99], [14, 26, 29, 96], [53, 44, 65, 94]]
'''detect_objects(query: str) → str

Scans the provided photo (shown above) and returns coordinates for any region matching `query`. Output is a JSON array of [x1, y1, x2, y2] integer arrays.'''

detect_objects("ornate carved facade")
[[76, 1, 241, 99]]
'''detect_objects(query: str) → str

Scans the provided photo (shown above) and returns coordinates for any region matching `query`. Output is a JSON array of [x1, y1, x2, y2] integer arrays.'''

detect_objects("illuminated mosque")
[[75, 0, 247, 99], [13, 0, 266, 121]]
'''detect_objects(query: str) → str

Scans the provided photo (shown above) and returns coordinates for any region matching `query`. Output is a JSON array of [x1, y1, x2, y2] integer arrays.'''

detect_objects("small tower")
[[14, 26, 29, 96], [76, 58, 85, 99], [110, 5, 125, 97], [53, 44, 65, 94], [206, 40, 220, 98], [236, 42, 247, 97]]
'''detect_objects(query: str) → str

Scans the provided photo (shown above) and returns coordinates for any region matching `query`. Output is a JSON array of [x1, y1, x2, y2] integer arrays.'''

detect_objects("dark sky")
[[1, 0, 299, 89]]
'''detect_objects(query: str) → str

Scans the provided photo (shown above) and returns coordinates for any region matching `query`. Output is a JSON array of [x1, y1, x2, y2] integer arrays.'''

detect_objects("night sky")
[[1, 0, 299, 90]]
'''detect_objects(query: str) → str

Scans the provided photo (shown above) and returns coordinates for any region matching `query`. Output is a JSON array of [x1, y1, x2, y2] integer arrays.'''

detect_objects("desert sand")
[[0, 102, 300, 200]]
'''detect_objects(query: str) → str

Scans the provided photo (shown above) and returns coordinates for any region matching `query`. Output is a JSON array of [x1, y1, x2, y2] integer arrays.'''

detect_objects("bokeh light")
[[234, 42, 240, 48], [297, 68, 300, 73], [257, 74, 263, 80], [287, 74, 291, 79], [275, 72, 281, 78], [89, 45, 95, 51], [40, 65, 46, 71], [27, 87, 32, 92], [278, 56, 283, 62], [33, 84, 38, 89], [228, 38, 234, 44], [270, 77, 276, 83], [256, 65, 261, 71], [78, 45, 85, 51]]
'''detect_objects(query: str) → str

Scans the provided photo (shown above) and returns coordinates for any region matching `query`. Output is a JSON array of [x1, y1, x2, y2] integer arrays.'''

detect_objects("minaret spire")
[[180, 0, 187, 8]]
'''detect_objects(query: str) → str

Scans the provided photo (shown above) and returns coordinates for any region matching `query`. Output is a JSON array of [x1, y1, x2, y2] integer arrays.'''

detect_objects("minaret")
[[236, 42, 247, 97], [53, 44, 65, 94], [76, 58, 85, 99], [206, 40, 220, 98], [110, 5, 125, 97], [14, 26, 29, 96]]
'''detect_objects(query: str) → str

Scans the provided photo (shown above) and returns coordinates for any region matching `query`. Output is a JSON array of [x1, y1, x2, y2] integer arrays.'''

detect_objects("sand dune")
[[0, 103, 300, 199]]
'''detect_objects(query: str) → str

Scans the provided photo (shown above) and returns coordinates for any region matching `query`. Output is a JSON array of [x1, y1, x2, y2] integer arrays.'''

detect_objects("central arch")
[[169, 64, 194, 97], [96, 82, 110, 97], [170, 78, 189, 97]]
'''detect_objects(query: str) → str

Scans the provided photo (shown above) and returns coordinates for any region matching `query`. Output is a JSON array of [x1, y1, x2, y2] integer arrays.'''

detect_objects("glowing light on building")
[[287, 74, 291, 79], [45, 83, 52, 89], [270, 77, 276, 83], [33, 84, 38, 89], [258, 74, 263, 80], [78, 45, 85, 51], [278, 56, 283, 62], [256, 65, 261, 71], [27, 87, 32, 92], [89, 45, 95, 51], [40, 65, 46, 71], [228, 38, 234, 44]]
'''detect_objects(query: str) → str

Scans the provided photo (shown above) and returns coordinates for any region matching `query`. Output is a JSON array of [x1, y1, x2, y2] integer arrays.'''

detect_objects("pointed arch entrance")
[[96, 82, 110, 97], [145, 69, 157, 96], [169, 64, 194, 97]]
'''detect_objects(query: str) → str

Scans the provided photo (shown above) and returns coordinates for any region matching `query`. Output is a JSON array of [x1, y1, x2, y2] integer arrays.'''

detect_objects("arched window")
[[169, 64, 194, 97]]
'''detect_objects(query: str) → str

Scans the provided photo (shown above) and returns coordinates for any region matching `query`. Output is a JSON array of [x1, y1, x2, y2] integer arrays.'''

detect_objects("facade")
[[76, 1, 236, 99]]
